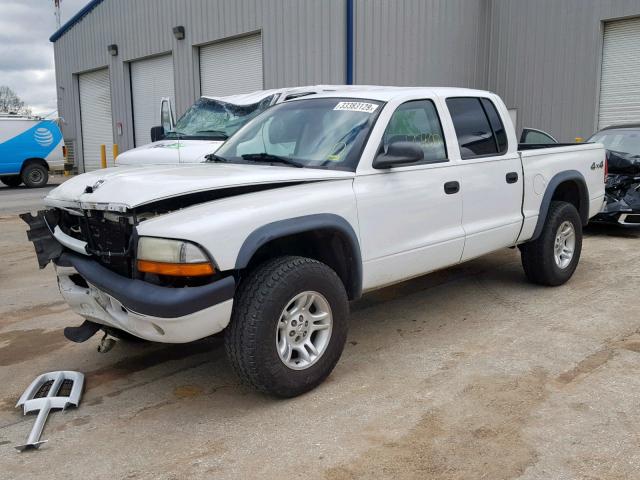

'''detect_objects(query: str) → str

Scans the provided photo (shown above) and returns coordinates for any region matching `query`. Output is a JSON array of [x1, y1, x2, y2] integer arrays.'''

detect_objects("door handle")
[[506, 172, 519, 184], [444, 181, 460, 194]]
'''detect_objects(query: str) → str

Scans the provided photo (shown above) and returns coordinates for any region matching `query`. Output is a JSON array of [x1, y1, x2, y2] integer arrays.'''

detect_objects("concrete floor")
[[1, 205, 639, 479], [0, 175, 66, 215]]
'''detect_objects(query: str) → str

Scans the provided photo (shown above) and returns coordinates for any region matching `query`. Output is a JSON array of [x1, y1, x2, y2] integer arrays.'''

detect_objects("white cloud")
[[0, 0, 87, 115]]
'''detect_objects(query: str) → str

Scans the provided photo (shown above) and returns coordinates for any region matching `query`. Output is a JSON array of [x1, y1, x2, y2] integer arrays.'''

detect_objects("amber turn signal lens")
[[137, 260, 215, 277]]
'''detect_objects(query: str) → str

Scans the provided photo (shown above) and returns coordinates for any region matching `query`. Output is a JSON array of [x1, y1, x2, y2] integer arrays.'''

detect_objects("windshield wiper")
[[195, 130, 229, 139], [241, 153, 304, 168], [204, 153, 228, 163]]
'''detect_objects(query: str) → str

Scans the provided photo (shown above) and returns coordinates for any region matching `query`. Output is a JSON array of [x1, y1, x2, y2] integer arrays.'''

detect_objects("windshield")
[[214, 98, 383, 171], [589, 129, 640, 157], [166, 95, 275, 140]]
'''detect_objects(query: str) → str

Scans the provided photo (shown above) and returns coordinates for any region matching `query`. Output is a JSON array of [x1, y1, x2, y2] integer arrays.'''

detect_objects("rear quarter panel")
[[518, 143, 606, 241]]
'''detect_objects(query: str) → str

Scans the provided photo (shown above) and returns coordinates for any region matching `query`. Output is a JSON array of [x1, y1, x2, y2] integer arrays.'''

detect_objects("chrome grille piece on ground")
[[15, 371, 84, 451]]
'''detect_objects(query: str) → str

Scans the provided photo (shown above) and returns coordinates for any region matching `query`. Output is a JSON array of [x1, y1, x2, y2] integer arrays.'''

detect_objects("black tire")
[[0, 175, 22, 187], [520, 201, 583, 286], [21, 163, 48, 188], [225, 256, 349, 397]]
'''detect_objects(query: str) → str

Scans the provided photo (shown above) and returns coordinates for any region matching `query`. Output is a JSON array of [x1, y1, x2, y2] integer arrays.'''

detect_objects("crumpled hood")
[[115, 139, 224, 165], [45, 163, 354, 211]]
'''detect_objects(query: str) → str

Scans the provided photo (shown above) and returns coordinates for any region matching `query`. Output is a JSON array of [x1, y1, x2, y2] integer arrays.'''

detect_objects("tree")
[[0, 86, 31, 115]]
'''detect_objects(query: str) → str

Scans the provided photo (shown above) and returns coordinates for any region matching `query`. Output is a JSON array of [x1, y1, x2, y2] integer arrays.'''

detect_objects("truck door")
[[354, 99, 465, 290], [445, 97, 523, 261]]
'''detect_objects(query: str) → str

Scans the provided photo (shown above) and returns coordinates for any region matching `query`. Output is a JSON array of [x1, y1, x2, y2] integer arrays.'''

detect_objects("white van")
[[0, 114, 64, 187], [116, 86, 345, 166]]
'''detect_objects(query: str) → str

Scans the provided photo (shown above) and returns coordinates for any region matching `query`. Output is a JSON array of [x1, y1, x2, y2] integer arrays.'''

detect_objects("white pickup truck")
[[24, 87, 606, 397]]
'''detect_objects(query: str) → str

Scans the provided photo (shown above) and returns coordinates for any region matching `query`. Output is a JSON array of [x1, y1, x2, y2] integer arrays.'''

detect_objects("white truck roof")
[[290, 86, 496, 102], [201, 85, 369, 105]]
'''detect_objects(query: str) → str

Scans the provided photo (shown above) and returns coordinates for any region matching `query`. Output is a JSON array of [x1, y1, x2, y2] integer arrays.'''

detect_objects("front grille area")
[[58, 209, 135, 277]]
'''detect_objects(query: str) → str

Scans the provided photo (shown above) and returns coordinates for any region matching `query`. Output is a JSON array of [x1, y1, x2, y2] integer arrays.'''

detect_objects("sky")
[[0, 0, 87, 115]]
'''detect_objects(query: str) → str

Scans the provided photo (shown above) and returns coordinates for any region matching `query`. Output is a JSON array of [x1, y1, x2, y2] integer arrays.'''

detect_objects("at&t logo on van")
[[33, 127, 54, 147]]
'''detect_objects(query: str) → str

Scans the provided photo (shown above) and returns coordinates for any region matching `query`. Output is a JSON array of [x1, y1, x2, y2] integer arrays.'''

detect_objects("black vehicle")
[[589, 124, 640, 226]]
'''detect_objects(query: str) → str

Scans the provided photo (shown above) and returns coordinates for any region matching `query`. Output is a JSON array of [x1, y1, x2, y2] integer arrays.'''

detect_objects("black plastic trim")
[[58, 252, 235, 318], [530, 170, 589, 241], [235, 214, 363, 299]]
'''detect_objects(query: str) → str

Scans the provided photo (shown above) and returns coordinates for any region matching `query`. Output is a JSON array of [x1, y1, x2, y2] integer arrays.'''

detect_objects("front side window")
[[446, 97, 508, 159], [381, 99, 447, 163], [166, 95, 275, 140], [215, 98, 382, 171]]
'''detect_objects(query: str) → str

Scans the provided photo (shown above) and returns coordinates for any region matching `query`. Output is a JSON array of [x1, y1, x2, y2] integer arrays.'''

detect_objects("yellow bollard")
[[100, 144, 107, 168], [113, 144, 119, 162]]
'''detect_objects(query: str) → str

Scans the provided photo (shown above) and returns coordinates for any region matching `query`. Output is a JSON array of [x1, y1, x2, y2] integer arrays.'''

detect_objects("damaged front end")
[[594, 151, 640, 226], [22, 201, 235, 344]]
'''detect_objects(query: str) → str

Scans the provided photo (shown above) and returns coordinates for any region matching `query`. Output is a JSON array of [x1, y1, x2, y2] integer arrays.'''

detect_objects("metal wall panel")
[[598, 17, 640, 129], [131, 54, 176, 146], [200, 33, 263, 97], [486, 0, 640, 141], [353, 0, 490, 88]]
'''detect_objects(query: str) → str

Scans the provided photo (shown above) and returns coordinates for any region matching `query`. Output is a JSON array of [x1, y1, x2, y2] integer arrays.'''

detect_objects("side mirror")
[[150, 125, 165, 142], [373, 141, 424, 169]]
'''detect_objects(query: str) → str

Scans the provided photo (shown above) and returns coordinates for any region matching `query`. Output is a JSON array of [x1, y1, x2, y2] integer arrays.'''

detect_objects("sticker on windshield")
[[333, 102, 379, 113]]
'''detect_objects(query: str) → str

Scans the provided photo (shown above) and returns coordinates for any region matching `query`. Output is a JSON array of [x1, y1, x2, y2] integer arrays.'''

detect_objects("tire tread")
[[225, 256, 347, 396]]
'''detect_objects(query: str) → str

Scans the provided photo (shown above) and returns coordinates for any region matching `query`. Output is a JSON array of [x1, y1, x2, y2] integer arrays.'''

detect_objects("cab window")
[[381, 99, 447, 164], [446, 97, 508, 159]]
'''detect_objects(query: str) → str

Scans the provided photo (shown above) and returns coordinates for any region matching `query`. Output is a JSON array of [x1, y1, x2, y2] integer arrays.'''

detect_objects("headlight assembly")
[[136, 237, 214, 276]]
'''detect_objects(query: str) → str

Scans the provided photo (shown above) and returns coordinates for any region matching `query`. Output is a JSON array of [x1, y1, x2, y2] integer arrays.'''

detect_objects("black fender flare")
[[235, 213, 363, 299], [531, 170, 589, 241]]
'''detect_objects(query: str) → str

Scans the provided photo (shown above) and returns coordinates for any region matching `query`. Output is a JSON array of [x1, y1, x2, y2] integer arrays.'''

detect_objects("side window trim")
[[478, 98, 508, 155], [378, 98, 449, 165]]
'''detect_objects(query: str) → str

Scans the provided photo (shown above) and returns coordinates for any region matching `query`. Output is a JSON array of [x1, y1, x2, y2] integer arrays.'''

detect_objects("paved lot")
[[0, 176, 67, 215], [1, 197, 640, 479]]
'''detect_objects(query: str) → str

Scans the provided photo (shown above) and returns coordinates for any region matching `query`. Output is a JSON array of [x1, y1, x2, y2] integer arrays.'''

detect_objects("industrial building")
[[50, 0, 640, 172]]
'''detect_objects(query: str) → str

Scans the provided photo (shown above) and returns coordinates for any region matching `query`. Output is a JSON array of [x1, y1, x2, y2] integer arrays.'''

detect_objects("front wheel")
[[225, 256, 349, 397], [520, 201, 583, 286]]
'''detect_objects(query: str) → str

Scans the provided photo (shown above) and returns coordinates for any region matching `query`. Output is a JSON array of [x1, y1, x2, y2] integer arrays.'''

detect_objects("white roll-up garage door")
[[598, 17, 640, 130], [79, 68, 114, 172], [131, 54, 175, 146], [199, 33, 263, 97]]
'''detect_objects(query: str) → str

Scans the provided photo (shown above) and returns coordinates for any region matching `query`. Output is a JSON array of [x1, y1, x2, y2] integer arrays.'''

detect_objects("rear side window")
[[446, 97, 508, 159]]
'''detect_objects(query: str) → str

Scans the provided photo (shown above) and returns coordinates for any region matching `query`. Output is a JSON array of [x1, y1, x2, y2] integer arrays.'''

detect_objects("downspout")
[[346, 0, 354, 85]]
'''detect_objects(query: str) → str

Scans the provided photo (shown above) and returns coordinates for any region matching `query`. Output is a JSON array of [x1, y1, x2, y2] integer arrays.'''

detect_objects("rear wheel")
[[520, 201, 582, 286], [225, 256, 349, 397], [0, 175, 22, 187], [22, 163, 48, 188]]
